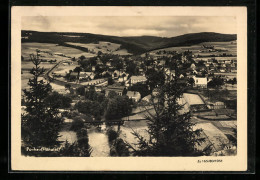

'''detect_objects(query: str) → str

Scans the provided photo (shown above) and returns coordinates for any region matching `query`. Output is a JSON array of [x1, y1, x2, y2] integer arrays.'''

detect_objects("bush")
[[76, 128, 88, 139], [77, 137, 89, 148], [109, 138, 130, 156], [114, 138, 130, 156], [107, 128, 118, 143], [59, 140, 92, 157], [70, 117, 84, 131]]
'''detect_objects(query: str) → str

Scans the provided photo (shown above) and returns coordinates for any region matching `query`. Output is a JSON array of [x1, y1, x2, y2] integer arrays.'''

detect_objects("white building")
[[193, 77, 207, 88], [130, 76, 147, 85]]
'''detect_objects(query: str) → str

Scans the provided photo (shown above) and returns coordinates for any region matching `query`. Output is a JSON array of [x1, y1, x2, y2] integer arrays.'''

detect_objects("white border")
[[11, 6, 247, 171]]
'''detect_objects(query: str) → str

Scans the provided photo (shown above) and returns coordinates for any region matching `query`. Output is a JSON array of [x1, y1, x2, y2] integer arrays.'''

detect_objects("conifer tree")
[[127, 73, 211, 156], [22, 51, 63, 148]]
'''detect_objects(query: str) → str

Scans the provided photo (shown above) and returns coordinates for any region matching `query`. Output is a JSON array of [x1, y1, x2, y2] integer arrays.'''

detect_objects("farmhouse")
[[193, 77, 207, 88]]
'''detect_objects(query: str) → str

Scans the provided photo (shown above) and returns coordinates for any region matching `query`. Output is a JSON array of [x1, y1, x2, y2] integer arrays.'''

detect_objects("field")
[[194, 122, 230, 152], [21, 71, 33, 90], [54, 63, 79, 74], [148, 41, 237, 57], [22, 61, 55, 71], [22, 71, 48, 94], [66, 41, 131, 55], [22, 42, 96, 60], [22, 42, 87, 92], [183, 93, 205, 105]]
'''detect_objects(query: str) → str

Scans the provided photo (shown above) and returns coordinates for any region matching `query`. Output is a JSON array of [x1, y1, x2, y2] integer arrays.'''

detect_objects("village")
[[21, 40, 237, 157]]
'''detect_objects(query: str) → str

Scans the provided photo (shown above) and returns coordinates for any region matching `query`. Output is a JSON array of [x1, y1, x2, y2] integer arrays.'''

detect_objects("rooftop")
[[130, 76, 147, 81], [126, 91, 140, 97]]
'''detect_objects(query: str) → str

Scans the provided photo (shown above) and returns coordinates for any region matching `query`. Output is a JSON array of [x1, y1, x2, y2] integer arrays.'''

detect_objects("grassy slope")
[[22, 31, 237, 55]]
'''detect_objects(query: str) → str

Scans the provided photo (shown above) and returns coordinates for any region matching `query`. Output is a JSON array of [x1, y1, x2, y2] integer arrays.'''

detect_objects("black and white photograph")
[[11, 6, 248, 171]]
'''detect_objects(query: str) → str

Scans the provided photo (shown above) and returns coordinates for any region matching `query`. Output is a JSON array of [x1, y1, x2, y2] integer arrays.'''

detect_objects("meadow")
[[149, 41, 237, 57], [66, 41, 131, 56], [22, 42, 96, 60]]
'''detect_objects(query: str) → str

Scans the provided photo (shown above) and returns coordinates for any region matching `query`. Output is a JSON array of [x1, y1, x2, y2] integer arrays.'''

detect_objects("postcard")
[[11, 6, 247, 171]]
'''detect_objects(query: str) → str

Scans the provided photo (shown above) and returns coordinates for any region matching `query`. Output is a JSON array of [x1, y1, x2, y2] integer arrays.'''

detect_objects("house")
[[105, 85, 125, 96], [193, 77, 207, 88], [179, 74, 184, 78], [112, 70, 121, 78], [221, 63, 226, 68], [225, 60, 231, 64], [126, 91, 141, 102], [219, 68, 226, 73], [190, 63, 196, 70], [139, 68, 144, 75], [118, 76, 127, 82], [102, 71, 111, 77], [79, 72, 95, 80], [130, 76, 147, 85], [159, 60, 166, 66], [95, 86, 103, 92], [106, 61, 112, 67], [92, 66, 96, 71]]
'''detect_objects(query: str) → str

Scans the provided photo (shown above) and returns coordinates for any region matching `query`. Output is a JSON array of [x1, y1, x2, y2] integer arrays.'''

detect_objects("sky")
[[22, 16, 236, 37]]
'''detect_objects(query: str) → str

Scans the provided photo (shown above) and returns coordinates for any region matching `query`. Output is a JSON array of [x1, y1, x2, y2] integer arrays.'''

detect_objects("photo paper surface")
[[11, 6, 247, 171]]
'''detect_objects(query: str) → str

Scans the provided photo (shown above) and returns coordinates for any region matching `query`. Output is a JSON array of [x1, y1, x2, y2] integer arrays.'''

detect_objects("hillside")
[[22, 31, 237, 55]]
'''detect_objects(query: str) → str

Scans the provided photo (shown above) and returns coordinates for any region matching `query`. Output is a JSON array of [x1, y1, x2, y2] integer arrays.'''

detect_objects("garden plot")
[[183, 93, 205, 105], [193, 122, 230, 152], [49, 82, 68, 92], [219, 121, 237, 129]]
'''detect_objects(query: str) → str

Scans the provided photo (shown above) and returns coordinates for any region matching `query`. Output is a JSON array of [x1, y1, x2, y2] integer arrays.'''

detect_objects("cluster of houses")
[[49, 47, 237, 104], [193, 58, 237, 73]]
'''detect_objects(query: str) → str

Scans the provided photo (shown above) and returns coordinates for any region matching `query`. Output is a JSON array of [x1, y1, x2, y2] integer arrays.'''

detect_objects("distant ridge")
[[22, 31, 237, 55]]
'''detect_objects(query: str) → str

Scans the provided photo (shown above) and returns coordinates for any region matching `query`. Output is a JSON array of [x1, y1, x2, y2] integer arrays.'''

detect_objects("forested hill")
[[22, 31, 237, 55]]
